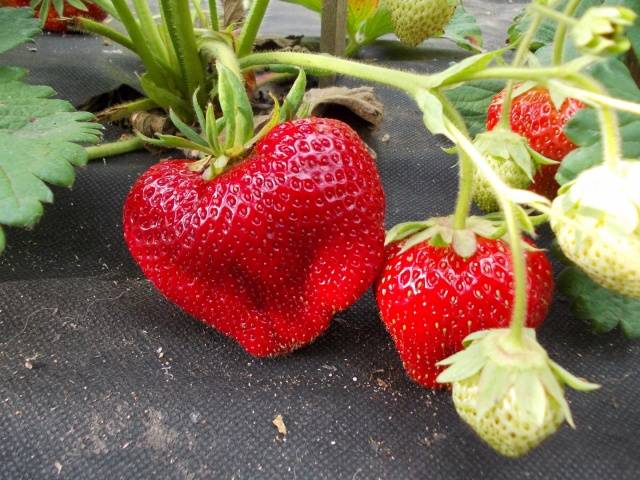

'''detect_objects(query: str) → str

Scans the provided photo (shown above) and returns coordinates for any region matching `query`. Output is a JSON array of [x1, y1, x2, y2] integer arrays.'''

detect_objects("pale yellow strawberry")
[[385, 0, 456, 47], [551, 161, 640, 299], [452, 375, 565, 458]]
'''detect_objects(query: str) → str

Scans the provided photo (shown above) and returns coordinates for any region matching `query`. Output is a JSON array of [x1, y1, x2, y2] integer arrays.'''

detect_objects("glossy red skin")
[[375, 237, 553, 389], [486, 87, 585, 199], [3, 0, 107, 32], [124, 118, 386, 357]]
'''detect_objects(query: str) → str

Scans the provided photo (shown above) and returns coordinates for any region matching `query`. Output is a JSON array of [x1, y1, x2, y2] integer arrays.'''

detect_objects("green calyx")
[[137, 64, 307, 180], [385, 215, 508, 258], [437, 328, 600, 429], [572, 6, 637, 57], [471, 129, 556, 212]]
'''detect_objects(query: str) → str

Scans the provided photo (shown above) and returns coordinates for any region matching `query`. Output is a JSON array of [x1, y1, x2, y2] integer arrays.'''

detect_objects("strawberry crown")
[[138, 63, 307, 180]]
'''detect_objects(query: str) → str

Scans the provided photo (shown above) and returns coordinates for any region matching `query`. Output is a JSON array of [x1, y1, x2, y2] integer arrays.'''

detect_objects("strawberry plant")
[[2, 0, 640, 460]]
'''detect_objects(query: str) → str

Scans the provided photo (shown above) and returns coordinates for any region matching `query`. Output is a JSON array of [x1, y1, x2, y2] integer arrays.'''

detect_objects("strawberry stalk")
[[86, 136, 146, 160], [552, 0, 580, 65], [208, 0, 220, 31], [237, 0, 271, 57], [74, 16, 136, 52], [497, 11, 543, 131]]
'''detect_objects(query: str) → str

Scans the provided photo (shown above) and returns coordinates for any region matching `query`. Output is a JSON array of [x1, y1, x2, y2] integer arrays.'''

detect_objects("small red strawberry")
[[375, 217, 553, 388], [124, 117, 385, 356], [1, 0, 108, 33], [486, 87, 585, 199]]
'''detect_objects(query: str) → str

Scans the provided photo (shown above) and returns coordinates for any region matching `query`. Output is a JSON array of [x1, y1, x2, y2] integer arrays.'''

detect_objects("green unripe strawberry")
[[551, 161, 640, 299], [470, 130, 544, 212], [386, 0, 457, 47], [452, 374, 565, 458]]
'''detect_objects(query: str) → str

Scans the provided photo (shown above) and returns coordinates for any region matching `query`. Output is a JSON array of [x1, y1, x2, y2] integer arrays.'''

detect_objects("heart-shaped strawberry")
[[124, 118, 386, 356]]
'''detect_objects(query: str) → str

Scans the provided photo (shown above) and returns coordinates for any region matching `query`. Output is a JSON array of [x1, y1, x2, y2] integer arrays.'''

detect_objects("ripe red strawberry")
[[375, 236, 553, 388], [486, 87, 585, 199], [124, 118, 385, 357], [1, 0, 107, 33]]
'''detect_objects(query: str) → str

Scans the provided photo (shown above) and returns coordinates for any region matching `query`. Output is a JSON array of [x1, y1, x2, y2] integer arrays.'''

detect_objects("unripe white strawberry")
[[551, 161, 640, 299], [437, 329, 599, 458], [385, 0, 457, 47], [452, 374, 565, 458]]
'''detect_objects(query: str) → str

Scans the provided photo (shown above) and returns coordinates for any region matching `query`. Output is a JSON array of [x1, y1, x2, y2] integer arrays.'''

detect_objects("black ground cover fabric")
[[1, 1, 639, 478]]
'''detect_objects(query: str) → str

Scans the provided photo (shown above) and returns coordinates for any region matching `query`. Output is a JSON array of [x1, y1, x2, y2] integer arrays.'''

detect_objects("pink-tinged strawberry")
[[486, 87, 585, 199], [124, 117, 386, 357], [1, 0, 108, 33], [375, 216, 553, 388]]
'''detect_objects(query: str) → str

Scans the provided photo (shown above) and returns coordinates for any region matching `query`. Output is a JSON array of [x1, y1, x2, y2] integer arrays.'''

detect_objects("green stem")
[[237, 0, 271, 57], [199, 37, 243, 80], [446, 120, 528, 345], [209, 0, 220, 31], [498, 13, 543, 130], [345, 40, 361, 58], [529, 3, 578, 27], [240, 51, 428, 94], [86, 137, 146, 161], [133, 0, 170, 64], [111, 0, 167, 86], [192, 0, 209, 27], [97, 97, 158, 122], [552, 0, 582, 65], [160, 0, 207, 102], [438, 92, 474, 230], [74, 17, 137, 53]]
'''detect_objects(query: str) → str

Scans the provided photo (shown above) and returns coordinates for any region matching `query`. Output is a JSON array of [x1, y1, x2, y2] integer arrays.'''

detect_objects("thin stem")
[[529, 3, 578, 27], [240, 51, 428, 94], [498, 13, 543, 130], [199, 37, 243, 79], [209, 0, 220, 31], [552, 0, 582, 65], [192, 0, 209, 27], [133, 0, 170, 64], [111, 0, 167, 87], [74, 17, 137, 53], [86, 137, 146, 161], [237, 0, 271, 57], [438, 92, 473, 230], [97, 97, 158, 122], [446, 120, 528, 345], [160, 0, 207, 102]]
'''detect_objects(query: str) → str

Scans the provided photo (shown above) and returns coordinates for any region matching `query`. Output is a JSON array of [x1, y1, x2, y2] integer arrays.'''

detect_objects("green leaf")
[[444, 80, 505, 136], [356, 4, 394, 46], [440, 2, 483, 52], [0, 7, 40, 55], [0, 73, 102, 251], [558, 266, 640, 338], [558, 58, 640, 184], [427, 50, 505, 89]]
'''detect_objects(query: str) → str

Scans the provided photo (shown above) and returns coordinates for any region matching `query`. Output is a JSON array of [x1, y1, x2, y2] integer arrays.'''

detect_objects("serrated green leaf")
[[559, 58, 640, 184], [0, 7, 40, 55], [0, 70, 102, 252], [0, 66, 27, 82], [558, 266, 640, 338], [444, 80, 505, 136], [440, 2, 483, 52]]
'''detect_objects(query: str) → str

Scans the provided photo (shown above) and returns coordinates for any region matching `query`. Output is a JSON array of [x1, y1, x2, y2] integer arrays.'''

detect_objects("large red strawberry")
[[376, 226, 553, 389], [124, 118, 386, 357], [486, 87, 585, 199], [1, 0, 107, 32]]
